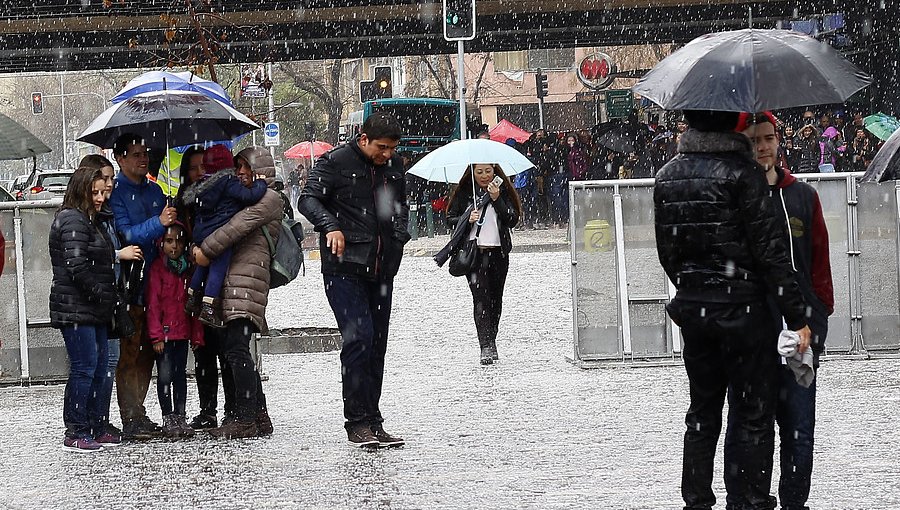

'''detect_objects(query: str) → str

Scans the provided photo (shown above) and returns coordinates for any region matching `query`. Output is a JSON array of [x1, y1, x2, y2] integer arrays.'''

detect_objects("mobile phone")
[[491, 175, 503, 188]]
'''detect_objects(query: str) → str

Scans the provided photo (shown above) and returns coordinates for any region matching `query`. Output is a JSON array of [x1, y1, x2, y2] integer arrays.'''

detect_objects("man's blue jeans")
[[62, 324, 109, 439], [324, 274, 393, 428], [776, 365, 817, 510]]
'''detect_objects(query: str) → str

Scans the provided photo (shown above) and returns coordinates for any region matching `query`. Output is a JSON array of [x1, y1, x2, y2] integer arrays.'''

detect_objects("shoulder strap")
[[261, 223, 276, 258], [473, 201, 489, 238]]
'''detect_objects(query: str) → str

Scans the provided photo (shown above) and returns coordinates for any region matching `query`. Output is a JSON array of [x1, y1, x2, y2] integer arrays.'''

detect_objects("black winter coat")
[[446, 187, 519, 255], [653, 130, 808, 330], [49, 208, 118, 327], [298, 137, 411, 280]]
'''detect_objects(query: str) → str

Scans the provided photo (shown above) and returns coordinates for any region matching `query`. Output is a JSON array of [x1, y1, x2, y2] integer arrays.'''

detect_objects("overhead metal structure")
[[0, 0, 878, 74]]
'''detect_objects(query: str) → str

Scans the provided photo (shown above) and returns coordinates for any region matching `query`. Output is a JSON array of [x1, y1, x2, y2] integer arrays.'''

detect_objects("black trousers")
[[194, 326, 235, 418], [467, 248, 509, 349], [667, 297, 780, 510], [219, 318, 267, 423], [324, 275, 393, 428]]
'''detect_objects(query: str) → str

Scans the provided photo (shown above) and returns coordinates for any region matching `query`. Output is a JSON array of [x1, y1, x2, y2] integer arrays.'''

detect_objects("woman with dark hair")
[[446, 163, 522, 365], [174, 146, 206, 238], [49, 167, 120, 452], [77, 154, 143, 443]]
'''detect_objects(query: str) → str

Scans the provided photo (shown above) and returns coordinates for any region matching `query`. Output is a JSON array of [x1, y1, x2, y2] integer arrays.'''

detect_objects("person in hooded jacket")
[[182, 144, 267, 327], [192, 146, 283, 440], [738, 112, 833, 510], [445, 164, 522, 365], [49, 167, 120, 452], [145, 221, 204, 438], [298, 113, 411, 448], [654, 109, 811, 510]]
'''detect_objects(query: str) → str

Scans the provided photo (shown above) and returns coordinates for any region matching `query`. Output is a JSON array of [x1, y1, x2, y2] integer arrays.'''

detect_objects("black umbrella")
[[592, 120, 649, 154], [860, 127, 900, 182], [76, 89, 258, 149], [633, 28, 872, 112], [0, 111, 51, 160]]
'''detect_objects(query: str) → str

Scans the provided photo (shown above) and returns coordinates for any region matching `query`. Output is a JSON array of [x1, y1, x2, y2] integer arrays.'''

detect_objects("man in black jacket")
[[654, 109, 811, 510], [298, 113, 410, 448]]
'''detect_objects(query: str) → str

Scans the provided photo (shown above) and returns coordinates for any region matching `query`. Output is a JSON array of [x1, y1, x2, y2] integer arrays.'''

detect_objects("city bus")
[[343, 97, 460, 153]]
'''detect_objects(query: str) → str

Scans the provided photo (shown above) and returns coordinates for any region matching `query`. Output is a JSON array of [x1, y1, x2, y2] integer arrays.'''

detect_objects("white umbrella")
[[407, 138, 535, 183]]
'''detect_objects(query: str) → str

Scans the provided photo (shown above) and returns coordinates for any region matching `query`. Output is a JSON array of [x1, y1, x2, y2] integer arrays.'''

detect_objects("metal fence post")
[[846, 176, 865, 354], [13, 207, 30, 382]]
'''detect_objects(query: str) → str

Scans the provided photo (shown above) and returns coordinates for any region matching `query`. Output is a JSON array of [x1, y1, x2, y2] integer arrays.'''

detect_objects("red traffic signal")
[[31, 92, 44, 115]]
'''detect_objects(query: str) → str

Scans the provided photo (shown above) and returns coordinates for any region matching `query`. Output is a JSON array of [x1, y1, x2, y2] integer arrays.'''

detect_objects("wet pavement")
[[1, 252, 899, 509]]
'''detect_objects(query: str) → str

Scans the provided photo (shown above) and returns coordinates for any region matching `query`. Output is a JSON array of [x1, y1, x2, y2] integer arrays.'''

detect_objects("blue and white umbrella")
[[407, 138, 535, 183], [111, 70, 233, 106], [77, 89, 258, 149]]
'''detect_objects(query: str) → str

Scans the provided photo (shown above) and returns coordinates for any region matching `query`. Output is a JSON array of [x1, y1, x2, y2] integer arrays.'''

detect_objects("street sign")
[[605, 90, 634, 119], [577, 53, 617, 90], [264, 122, 280, 147]]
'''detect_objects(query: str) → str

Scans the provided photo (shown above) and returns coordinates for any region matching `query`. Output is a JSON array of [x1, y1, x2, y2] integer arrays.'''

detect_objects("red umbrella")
[[489, 119, 531, 143], [284, 141, 334, 159]]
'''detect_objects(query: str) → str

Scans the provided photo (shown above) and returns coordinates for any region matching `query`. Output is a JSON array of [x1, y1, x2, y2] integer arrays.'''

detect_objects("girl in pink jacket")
[[145, 222, 204, 438]]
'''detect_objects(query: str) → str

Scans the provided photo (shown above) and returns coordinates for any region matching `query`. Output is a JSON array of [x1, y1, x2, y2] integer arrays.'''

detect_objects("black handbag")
[[111, 258, 140, 339], [112, 301, 136, 339], [448, 203, 487, 277]]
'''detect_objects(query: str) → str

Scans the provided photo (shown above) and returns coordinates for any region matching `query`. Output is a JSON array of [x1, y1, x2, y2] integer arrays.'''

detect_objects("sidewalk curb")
[[257, 327, 342, 354]]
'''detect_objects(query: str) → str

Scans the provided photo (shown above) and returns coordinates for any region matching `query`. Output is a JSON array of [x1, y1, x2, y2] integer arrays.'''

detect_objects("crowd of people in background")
[[404, 107, 885, 234]]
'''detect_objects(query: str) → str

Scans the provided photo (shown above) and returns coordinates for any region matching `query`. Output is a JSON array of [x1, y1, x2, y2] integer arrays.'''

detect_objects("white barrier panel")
[[569, 174, 900, 363]]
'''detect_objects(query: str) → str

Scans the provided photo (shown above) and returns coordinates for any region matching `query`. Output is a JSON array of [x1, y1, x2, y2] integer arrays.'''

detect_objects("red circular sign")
[[577, 53, 616, 90]]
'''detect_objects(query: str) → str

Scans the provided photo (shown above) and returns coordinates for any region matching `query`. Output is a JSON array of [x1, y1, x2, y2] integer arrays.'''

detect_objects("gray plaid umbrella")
[[633, 29, 872, 112], [0, 111, 51, 160]]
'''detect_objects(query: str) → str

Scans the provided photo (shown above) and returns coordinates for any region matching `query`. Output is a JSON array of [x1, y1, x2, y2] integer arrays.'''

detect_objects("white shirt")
[[470, 202, 502, 247]]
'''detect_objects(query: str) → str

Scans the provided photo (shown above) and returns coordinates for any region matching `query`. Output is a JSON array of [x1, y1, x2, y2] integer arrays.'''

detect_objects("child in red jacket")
[[145, 222, 204, 438]]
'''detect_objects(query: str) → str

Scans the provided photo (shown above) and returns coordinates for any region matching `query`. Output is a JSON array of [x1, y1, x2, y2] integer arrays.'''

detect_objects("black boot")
[[480, 347, 493, 365], [488, 339, 499, 361], [199, 298, 225, 328]]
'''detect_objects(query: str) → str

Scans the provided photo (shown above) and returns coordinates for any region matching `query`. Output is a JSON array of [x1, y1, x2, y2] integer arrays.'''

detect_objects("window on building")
[[492, 51, 527, 72], [527, 48, 576, 71]]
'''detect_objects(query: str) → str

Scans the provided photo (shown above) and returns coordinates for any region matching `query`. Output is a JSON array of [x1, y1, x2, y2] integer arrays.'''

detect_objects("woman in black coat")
[[447, 164, 523, 365], [49, 167, 119, 452]]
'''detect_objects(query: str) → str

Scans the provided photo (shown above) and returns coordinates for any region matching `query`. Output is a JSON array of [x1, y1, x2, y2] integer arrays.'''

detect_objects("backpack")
[[262, 218, 305, 289]]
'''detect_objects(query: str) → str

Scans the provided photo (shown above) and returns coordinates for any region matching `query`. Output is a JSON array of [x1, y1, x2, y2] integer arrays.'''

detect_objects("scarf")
[[166, 254, 190, 275]]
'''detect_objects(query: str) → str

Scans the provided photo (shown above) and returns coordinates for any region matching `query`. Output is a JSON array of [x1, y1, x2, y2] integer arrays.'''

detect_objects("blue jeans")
[[62, 324, 109, 439], [156, 341, 189, 416], [96, 338, 120, 432], [190, 247, 233, 298], [775, 365, 817, 510], [324, 275, 394, 428], [548, 173, 569, 224]]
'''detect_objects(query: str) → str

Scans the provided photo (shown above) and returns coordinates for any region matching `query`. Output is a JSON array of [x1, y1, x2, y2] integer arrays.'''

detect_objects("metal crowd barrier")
[[0, 199, 267, 385], [568, 173, 900, 364]]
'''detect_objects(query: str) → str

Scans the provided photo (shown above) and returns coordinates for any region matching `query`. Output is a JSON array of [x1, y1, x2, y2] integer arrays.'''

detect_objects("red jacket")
[[145, 255, 204, 346]]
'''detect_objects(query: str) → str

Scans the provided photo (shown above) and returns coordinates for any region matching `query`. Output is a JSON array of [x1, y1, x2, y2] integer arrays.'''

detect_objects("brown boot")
[[208, 420, 257, 439], [256, 409, 274, 436]]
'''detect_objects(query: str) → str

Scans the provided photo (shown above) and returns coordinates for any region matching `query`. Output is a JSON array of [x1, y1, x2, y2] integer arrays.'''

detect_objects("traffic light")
[[535, 69, 548, 99], [305, 121, 317, 141], [443, 0, 476, 41], [31, 92, 44, 115], [373, 66, 392, 99], [360, 66, 393, 102]]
